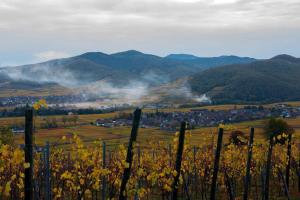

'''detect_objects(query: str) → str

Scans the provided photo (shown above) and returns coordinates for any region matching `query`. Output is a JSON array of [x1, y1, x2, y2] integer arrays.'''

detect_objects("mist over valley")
[[0, 50, 255, 108]]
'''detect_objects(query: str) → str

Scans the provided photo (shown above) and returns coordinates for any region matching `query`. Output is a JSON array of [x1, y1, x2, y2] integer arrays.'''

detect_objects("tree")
[[69, 115, 79, 125], [229, 130, 247, 146], [264, 118, 294, 144], [42, 117, 58, 129], [0, 126, 14, 145], [263, 118, 294, 200], [51, 118, 58, 128], [74, 115, 79, 125], [62, 116, 68, 126]]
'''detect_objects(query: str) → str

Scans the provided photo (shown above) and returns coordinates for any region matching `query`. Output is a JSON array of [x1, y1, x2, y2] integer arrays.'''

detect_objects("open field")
[[10, 116, 300, 148], [0, 86, 73, 98], [146, 101, 300, 113], [0, 112, 121, 127], [0, 106, 15, 111], [2, 104, 300, 148], [160, 104, 246, 112], [265, 101, 300, 107]]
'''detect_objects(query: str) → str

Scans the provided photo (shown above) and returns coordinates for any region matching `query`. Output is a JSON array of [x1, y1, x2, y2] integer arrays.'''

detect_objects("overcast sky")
[[0, 0, 300, 66]]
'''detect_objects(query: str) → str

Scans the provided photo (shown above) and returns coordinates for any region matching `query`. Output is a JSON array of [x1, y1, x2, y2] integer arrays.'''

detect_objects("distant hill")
[[189, 54, 300, 103], [0, 50, 255, 90], [165, 54, 255, 68], [165, 54, 199, 60]]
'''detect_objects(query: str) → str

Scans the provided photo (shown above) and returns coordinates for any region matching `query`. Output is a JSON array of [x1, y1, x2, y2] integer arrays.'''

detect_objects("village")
[[0, 95, 86, 107], [95, 104, 300, 131]]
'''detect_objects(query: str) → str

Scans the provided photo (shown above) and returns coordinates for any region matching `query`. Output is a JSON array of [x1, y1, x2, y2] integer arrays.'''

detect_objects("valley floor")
[[0, 104, 299, 148]]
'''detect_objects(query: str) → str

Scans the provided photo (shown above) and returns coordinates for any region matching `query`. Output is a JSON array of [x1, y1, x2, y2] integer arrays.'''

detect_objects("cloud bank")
[[0, 0, 300, 65]]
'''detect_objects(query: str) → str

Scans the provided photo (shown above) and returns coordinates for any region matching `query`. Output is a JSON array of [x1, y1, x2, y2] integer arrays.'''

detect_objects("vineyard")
[[0, 108, 300, 200]]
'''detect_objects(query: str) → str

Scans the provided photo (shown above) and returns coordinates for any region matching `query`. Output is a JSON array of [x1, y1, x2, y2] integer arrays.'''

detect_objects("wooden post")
[[285, 133, 292, 189], [169, 143, 172, 167], [278, 170, 291, 200], [171, 122, 186, 200], [134, 145, 141, 200], [243, 127, 255, 200], [193, 146, 198, 199], [298, 147, 300, 192], [224, 171, 234, 200], [44, 142, 51, 200], [25, 108, 34, 200], [264, 137, 274, 200], [102, 141, 106, 200], [210, 128, 223, 200], [119, 108, 142, 200], [261, 169, 266, 199]]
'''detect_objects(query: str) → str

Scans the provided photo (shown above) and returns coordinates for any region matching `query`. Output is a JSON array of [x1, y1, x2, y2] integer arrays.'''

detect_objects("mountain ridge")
[[0, 50, 256, 88], [2, 51, 300, 104]]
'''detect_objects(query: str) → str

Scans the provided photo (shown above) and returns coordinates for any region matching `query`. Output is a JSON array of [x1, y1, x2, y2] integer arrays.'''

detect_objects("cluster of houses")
[[0, 95, 86, 107], [6, 102, 300, 134], [95, 104, 300, 131], [95, 118, 132, 128], [11, 127, 25, 134]]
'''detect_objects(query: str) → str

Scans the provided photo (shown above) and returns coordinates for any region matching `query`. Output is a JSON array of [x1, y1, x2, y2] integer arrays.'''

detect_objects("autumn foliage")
[[0, 130, 299, 199]]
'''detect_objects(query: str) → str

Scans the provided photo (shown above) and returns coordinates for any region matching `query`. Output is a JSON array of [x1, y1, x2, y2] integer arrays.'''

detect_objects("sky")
[[0, 0, 300, 66]]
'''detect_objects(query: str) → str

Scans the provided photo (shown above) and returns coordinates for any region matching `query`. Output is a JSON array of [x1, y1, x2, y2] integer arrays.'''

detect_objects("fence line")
[[9, 108, 300, 199]]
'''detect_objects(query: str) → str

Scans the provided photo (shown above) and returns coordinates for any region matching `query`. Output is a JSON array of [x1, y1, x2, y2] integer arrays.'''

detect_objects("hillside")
[[189, 54, 300, 103], [0, 50, 255, 96], [0, 50, 199, 87]]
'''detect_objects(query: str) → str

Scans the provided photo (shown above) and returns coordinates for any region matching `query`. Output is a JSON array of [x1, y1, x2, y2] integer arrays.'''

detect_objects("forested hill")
[[189, 54, 300, 103], [0, 50, 255, 89]]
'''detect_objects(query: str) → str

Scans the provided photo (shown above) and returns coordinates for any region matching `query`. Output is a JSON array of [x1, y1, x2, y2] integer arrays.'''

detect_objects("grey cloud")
[[1, 0, 299, 30], [0, 0, 300, 65]]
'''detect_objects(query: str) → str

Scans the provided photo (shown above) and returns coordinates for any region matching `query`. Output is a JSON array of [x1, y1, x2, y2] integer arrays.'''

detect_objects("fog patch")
[[78, 80, 150, 104], [193, 94, 211, 103], [0, 62, 81, 87], [0, 64, 211, 105], [166, 83, 211, 103]]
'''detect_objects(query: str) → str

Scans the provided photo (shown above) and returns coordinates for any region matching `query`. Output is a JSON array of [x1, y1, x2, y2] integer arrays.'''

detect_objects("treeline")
[[40, 115, 80, 129], [6, 115, 80, 130]]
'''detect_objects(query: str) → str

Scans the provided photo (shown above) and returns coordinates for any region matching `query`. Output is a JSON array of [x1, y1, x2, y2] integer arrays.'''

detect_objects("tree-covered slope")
[[0, 50, 255, 88], [189, 55, 300, 103]]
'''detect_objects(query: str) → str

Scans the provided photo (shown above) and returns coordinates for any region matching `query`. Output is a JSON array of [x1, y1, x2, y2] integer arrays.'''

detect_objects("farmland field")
[[1, 108, 300, 200], [2, 107, 299, 148], [0, 86, 73, 98], [1, 105, 300, 199]]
